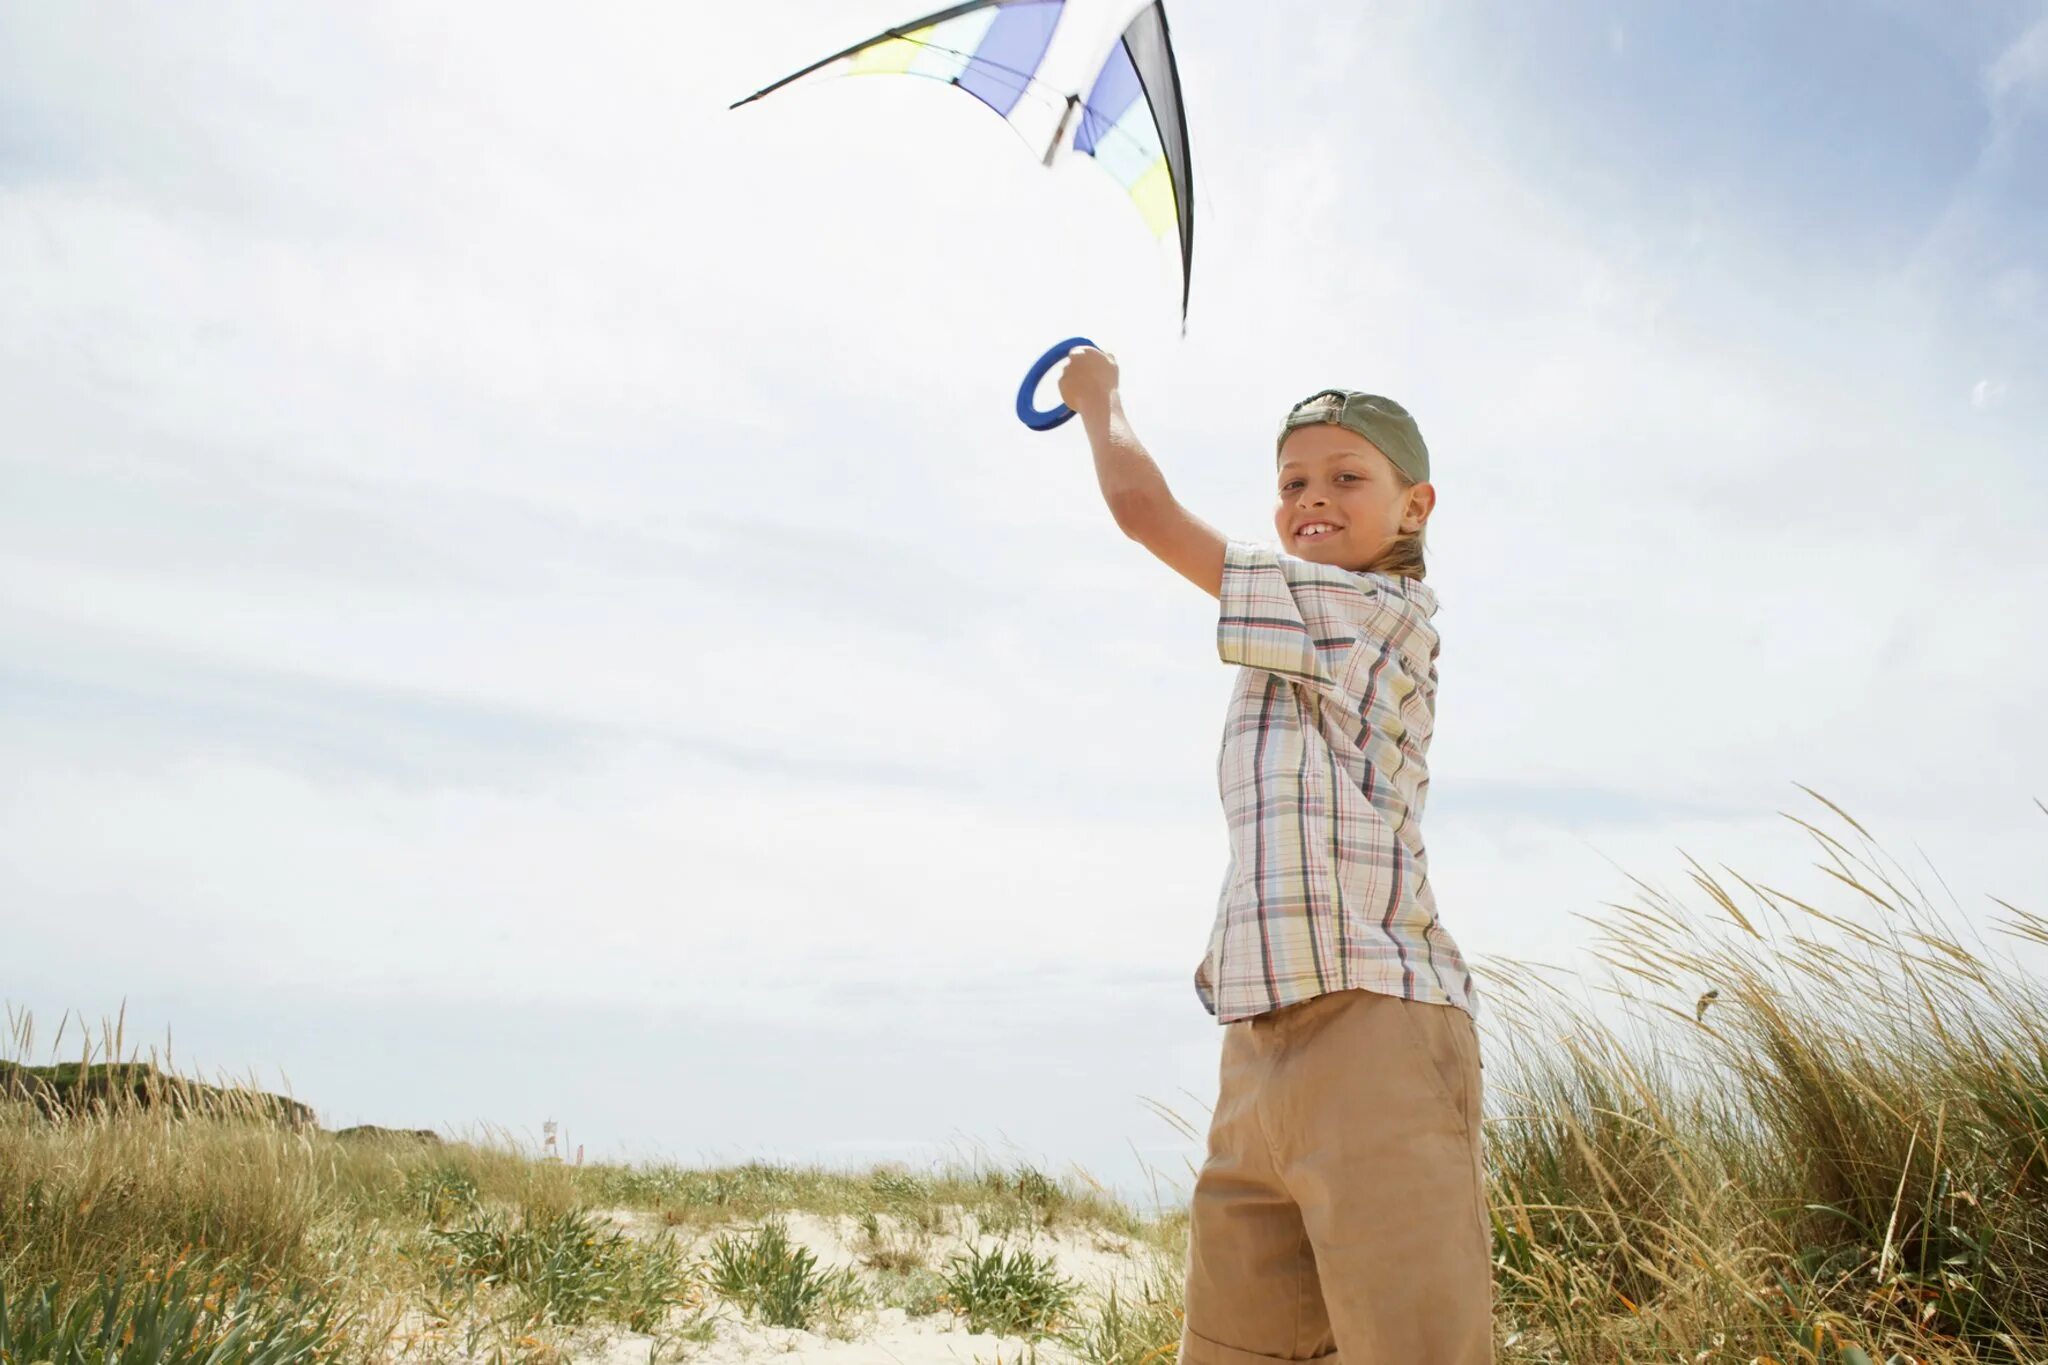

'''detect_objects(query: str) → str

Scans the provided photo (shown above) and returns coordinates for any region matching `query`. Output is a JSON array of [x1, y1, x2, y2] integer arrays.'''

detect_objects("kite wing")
[[728, 0, 1069, 154], [731, 0, 1194, 322], [1073, 3, 1193, 322]]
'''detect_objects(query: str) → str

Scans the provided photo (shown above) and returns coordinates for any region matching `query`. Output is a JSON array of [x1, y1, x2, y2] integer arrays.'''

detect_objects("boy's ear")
[[1401, 482, 1437, 533]]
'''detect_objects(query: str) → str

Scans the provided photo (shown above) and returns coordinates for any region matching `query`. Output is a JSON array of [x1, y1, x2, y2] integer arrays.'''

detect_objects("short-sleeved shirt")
[[1195, 541, 1481, 1024]]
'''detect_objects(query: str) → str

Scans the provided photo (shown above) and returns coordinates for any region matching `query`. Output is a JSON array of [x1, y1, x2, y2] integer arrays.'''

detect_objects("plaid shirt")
[[1195, 542, 1481, 1024]]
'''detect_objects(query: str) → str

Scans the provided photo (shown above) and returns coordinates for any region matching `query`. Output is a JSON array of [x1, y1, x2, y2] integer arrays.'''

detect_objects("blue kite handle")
[[1016, 336, 1097, 431]]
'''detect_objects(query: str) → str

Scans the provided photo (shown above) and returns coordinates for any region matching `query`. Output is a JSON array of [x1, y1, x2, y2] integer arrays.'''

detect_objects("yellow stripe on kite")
[[850, 24, 936, 76], [1129, 157, 1176, 237]]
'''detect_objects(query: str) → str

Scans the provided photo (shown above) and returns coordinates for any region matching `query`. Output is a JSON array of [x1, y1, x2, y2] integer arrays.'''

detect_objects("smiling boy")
[[1057, 348, 1493, 1365]]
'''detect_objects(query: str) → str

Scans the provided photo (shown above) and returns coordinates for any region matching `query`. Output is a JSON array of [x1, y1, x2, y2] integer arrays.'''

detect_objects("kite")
[[729, 1, 1195, 326]]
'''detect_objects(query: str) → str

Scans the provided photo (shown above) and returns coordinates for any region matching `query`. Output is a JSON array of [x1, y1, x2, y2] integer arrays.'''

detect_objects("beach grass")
[[3, 794, 2043, 1362]]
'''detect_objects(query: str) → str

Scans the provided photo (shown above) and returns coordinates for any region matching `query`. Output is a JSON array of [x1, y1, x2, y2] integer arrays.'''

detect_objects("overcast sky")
[[4, 0, 2044, 1202]]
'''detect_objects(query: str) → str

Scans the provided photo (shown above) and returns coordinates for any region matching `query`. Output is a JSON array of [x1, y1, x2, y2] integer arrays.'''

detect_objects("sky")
[[3, 0, 2044, 1205]]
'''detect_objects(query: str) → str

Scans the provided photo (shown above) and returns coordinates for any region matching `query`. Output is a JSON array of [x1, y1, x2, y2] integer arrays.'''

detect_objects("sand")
[[556, 1207, 1174, 1365]]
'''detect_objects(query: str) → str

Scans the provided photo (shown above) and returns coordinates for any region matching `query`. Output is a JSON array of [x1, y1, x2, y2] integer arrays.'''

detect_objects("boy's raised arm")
[[1058, 346, 1226, 598]]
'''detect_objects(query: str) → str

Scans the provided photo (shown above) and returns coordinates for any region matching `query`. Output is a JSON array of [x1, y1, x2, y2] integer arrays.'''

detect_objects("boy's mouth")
[[1293, 521, 1344, 543]]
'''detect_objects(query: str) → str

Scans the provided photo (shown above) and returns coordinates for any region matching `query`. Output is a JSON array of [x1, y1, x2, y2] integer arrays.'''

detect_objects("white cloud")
[[1987, 13, 2048, 103]]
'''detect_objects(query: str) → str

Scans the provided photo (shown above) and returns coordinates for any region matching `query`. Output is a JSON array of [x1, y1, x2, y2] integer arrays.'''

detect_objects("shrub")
[[0, 1264, 344, 1365], [433, 1205, 696, 1329], [941, 1244, 1078, 1337], [404, 1165, 480, 1224], [705, 1216, 865, 1329], [0, 1061, 315, 1128]]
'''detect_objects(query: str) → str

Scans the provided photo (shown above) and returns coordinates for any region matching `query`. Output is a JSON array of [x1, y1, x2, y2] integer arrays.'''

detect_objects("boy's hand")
[[1056, 345, 1119, 420]]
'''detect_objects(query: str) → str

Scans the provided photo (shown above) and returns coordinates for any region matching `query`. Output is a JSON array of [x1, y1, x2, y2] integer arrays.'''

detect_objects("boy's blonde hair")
[[1364, 466, 1428, 581]]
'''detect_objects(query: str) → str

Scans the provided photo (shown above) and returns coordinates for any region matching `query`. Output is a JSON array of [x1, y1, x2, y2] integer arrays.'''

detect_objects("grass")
[[940, 1245, 1080, 1337], [1051, 1261, 1185, 1365], [430, 1205, 698, 1330], [1473, 793, 2048, 1361], [704, 1216, 865, 1331], [850, 1208, 932, 1273], [0, 1263, 347, 1365], [2, 793, 2043, 1362]]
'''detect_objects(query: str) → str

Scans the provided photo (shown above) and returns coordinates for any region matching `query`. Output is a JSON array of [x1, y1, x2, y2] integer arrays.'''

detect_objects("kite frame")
[[729, 0, 1040, 111], [729, 0, 1194, 324]]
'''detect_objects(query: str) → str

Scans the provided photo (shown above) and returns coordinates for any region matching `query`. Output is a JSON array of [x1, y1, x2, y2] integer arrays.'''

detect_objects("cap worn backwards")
[[1277, 389, 1430, 485]]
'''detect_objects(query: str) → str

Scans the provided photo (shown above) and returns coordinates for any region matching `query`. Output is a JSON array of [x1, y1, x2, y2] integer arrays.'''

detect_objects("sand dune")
[[560, 1207, 1171, 1365]]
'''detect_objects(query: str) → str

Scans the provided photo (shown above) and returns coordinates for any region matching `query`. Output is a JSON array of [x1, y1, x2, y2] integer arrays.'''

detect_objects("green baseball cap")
[[1276, 389, 1430, 484]]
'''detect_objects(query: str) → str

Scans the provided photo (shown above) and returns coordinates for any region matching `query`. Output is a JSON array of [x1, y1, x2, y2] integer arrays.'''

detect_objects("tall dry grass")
[[1477, 792, 2048, 1362]]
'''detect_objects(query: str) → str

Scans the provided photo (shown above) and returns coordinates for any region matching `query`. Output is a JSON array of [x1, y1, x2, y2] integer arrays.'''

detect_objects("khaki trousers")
[[1180, 988, 1493, 1365]]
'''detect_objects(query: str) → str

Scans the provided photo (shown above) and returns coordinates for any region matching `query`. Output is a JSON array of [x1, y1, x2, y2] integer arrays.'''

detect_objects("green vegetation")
[[431, 1205, 697, 1330], [1473, 794, 2048, 1361], [1051, 1262, 1185, 1365], [1, 796, 2042, 1362], [940, 1245, 1080, 1336], [874, 1265, 951, 1316], [0, 1059, 315, 1127], [0, 1265, 344, 1365], [704, 1216, 865, 1331]]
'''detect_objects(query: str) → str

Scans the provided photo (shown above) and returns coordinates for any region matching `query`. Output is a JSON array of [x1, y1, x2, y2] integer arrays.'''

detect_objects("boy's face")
[[1273, 424, 1435, 568]]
